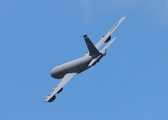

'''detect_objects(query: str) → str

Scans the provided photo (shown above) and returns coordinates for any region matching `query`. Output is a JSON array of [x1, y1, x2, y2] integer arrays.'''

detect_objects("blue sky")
[[1, 0, 168, 120]]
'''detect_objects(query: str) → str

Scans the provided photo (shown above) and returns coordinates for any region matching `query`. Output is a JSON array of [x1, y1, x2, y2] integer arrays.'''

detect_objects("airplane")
[[45, 16, 126, 102]]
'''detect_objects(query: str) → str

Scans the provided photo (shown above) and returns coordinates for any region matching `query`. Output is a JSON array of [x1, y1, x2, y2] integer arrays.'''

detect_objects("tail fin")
[[83, 35, 99, 55]]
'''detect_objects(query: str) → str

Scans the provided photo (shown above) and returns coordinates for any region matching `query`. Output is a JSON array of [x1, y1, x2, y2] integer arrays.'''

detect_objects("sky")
[[1, 0, 168, 120]]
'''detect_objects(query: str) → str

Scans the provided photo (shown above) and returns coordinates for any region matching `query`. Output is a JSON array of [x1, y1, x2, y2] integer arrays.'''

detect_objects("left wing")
[[45, 72, 77, 102]]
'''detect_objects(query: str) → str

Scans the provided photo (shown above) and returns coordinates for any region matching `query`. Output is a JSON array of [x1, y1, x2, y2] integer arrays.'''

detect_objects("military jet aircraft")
[[45, 16, 126, 102]]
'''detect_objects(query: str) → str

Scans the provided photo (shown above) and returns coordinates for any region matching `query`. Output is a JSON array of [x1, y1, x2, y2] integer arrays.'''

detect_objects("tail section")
[[100, 38, 116, 55], [100, 37, 116, 55], [87, 37, 116, 67], [83, 35, 99, 56]]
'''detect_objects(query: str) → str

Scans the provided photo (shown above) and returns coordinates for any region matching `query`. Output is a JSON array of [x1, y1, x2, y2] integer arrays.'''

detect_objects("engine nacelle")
[[57, 87, 63, 94], [102, 35, 111, 43], [48, 95, 56, 102], [105, 36, 111, 42], [53, 86, 63, 94]]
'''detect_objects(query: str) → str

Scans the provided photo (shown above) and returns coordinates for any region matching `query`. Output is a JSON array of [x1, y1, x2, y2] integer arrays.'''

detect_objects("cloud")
[[79, 0, 168, 22], [81, 0, 92, 8], [145, 0, 168, 21], [80, 0, 138, 16], [80, 0, 92, 21], [109, 0, 138, 6]]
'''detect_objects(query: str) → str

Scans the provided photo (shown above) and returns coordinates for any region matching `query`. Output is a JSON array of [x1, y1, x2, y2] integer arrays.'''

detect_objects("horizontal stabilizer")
[[100, 38, 116, 54], [88, 54, 102, 67]]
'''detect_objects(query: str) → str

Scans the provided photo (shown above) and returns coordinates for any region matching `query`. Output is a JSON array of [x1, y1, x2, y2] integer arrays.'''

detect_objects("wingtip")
[[123, 16, 126, 21], [44, 99, 47, 103], [113, 37, 117, 40], [121, 16, 126, 20]]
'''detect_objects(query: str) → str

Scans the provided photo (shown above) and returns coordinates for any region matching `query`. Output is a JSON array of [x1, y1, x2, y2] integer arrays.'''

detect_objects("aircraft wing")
[[45, 72, 77, 102], [95, 16, 126, 49]]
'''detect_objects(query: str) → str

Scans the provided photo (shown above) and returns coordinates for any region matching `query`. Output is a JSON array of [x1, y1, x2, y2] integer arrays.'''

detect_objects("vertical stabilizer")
[[83, 35, 99, 55]]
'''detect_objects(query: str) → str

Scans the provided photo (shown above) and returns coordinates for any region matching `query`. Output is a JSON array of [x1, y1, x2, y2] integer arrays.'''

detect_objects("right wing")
[[95, 16, 126, 49], [45, 72, 77, 102]]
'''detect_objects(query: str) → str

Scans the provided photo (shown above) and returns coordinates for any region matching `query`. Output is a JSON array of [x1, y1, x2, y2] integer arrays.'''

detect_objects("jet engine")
[[53, 86, 63, 94], [57, 87, 63, 94], [48, 95, 56, 102], [102, 35, 111, 43]]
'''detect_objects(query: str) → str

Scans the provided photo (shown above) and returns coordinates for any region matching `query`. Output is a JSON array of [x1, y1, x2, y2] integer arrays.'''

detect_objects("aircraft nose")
[[50, 66, 65, 79], [50, 67, 58, 78]]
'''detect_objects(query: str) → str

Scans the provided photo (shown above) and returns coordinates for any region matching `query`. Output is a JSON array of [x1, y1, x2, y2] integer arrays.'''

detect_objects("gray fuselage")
[[50, 54, 99, 79]]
